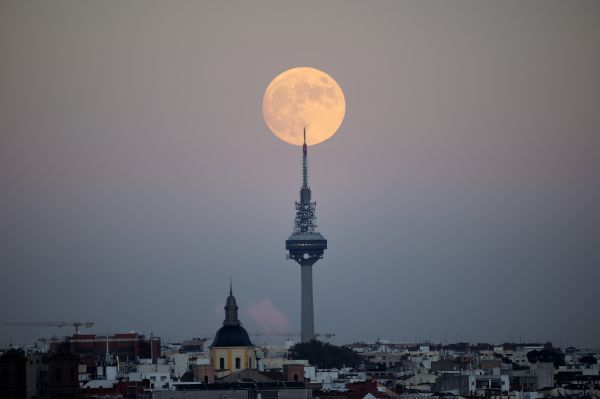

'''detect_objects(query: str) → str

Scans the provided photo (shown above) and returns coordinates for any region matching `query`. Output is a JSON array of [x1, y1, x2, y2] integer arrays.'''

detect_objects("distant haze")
[[1, 1, 599, 348]]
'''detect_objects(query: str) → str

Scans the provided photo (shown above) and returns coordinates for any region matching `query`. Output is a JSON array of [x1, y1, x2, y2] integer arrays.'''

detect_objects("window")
[[248, 357, 252, 369], [55, 368, 62, 381], [235, 357, 241, 369], [219, 358, 225, 370]]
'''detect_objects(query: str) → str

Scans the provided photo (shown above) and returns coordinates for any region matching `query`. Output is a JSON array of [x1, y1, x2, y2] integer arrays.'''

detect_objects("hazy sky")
[[1, 1, 599, 349]]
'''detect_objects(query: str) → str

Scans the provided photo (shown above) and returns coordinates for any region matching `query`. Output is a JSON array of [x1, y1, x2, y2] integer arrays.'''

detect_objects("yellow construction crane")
[[2, 321, 95, 335]]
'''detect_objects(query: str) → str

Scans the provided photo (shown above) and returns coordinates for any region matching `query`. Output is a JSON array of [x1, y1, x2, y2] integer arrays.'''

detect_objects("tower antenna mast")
[[302, 128, 308, 188]]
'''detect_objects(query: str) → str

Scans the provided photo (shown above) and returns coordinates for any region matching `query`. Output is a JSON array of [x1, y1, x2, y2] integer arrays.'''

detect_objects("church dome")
[[211, 325, 253, 347], [210, 281, 254, 348]]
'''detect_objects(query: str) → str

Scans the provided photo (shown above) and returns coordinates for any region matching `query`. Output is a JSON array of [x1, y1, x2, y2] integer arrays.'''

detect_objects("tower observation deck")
[[285, 128, 327, 343]]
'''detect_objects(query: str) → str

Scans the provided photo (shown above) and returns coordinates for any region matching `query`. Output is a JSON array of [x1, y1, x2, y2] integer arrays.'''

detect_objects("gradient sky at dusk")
[[1, 1, 599, 348]]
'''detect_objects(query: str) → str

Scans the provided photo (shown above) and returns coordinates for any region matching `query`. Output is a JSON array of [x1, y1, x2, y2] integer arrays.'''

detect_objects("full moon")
[[263, 67, 345, 146]]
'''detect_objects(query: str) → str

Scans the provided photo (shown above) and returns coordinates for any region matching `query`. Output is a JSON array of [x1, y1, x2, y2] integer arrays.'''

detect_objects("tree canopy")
[[288, 340, 363, 369], [527, 347, 565, 368], [579, 355, 597, 366]]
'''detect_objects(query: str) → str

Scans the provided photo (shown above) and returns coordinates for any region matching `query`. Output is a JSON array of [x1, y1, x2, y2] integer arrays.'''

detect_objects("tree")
[[527, 347, 565, 368], [579, 355, 597, 366], [288, 340, 363, 369]]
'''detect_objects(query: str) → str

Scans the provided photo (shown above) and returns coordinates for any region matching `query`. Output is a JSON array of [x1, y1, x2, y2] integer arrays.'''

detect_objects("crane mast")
[[2, 321, 95, 335]]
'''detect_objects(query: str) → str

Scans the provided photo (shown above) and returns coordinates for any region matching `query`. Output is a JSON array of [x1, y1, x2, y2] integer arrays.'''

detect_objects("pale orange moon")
[[263, 67, 345, 146]]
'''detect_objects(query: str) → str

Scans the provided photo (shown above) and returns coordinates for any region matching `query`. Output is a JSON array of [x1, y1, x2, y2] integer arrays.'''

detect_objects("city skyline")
[[1, 1, 599, 349]]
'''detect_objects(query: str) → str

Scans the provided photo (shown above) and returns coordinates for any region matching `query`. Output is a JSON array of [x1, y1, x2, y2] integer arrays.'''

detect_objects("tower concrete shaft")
[[285, 128, 327, 343], [301, 265, 314, 342]]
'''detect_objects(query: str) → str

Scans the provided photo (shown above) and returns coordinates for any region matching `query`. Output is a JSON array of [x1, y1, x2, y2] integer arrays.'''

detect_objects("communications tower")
[[285, 128, 327, 343]]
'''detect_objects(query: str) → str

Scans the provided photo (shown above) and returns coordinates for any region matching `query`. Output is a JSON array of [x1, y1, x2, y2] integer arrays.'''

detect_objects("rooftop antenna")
[[105, 332, 110, 365], [150, 332, 154, 365]]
